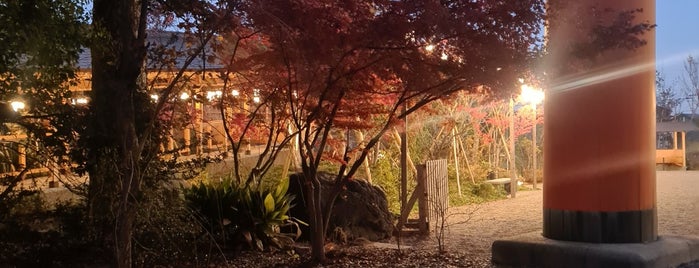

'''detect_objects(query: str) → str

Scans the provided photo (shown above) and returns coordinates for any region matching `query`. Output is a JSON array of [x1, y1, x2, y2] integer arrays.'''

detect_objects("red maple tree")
[[222, 0, 546, 262]]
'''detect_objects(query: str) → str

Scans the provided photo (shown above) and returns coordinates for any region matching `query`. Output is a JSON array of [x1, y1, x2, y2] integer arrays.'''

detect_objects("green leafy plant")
[[184, 175, 302, 251]]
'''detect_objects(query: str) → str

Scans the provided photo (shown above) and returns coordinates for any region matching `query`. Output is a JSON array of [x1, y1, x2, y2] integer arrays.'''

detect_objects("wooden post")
[[509, 97, 518, 197], [353, 130, 372, 184], [167, 129, 174, 151], [392, 128, 417, 176], [205, 125, 213, 150], [681, 131, 687, 168], [531, 103, 538, 190], [417, 164, 428, 234], [451, 127, 462, 197], [400, 103, 408, 212], [455, 126, 476, 183], [17, 143, 26, 169], [197, 102, 204, 155], [183, 128, 191, 155], [673, 131, 678, 150]]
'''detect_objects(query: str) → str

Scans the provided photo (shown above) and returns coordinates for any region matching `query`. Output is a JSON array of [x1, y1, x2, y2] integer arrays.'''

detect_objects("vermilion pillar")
[[544, 0, 656, 243]]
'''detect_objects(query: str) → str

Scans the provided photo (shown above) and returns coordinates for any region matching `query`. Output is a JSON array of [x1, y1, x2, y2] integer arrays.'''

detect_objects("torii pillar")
[[543, 0, 657, 244], [492, 1, 699, 267]]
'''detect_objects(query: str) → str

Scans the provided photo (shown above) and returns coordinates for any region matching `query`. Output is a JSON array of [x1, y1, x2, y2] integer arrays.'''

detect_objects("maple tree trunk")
[[115, 197, 138, 268], [90, 0, 147, 267], [280, 130, 293, 182], [114, 118, 142, 268], [304, 172, 326, 263]]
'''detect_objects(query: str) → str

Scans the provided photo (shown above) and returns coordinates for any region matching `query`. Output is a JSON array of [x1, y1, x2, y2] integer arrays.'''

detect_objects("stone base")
[[492, 232, 699, 268]]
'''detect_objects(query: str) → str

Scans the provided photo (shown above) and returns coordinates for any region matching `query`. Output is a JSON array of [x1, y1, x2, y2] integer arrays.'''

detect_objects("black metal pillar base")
[[492, 232, 699, 268], [543, 208, 657, 243]]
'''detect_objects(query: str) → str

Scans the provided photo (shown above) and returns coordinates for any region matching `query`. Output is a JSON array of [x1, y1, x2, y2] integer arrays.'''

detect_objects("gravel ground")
[[435, 171, 699, 258], [656, 171, 699, 237]]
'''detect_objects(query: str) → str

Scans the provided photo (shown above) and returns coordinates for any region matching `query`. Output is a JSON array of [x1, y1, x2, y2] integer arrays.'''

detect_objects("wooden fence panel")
[[424, 159, 448, 231]]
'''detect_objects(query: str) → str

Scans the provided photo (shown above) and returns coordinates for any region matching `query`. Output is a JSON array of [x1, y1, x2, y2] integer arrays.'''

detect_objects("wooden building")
[[1, 31, 245, 177], [656, 120, 699, 169]]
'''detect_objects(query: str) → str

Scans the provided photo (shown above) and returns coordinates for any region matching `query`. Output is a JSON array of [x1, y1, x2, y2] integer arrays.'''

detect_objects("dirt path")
[[410, 171, 699, 259]]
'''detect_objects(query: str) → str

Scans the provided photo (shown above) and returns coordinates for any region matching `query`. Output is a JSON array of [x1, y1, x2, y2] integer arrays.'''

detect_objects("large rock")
[[288, 172, 392, 242]]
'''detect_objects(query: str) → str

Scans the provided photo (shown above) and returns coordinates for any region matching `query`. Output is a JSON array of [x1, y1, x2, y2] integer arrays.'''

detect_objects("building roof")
[[77, 31, 224, 70], [657, 121, 699, 132]]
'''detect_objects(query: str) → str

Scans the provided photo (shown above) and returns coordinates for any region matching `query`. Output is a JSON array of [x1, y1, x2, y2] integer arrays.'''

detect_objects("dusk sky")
[[657, 0, 698, 111]]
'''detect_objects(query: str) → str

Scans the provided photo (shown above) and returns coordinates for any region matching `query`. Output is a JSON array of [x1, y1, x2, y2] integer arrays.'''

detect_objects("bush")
[[0, 194, 107, 267], [0, 175, 41, 221], [133, 186, 209, 267], [471, 183, 500, 199], [449, 181, 507, 207], [0, 183, 223, 267], [371, 154, 402, 215]]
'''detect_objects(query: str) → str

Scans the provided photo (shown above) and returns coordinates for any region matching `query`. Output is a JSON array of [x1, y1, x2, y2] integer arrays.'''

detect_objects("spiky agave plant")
[[184, 175, 304, 250]]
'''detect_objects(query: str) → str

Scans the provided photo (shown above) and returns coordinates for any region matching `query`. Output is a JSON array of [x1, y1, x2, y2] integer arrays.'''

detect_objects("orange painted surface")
[[543, 0, 656, 212], [656, 149, 685, 167]]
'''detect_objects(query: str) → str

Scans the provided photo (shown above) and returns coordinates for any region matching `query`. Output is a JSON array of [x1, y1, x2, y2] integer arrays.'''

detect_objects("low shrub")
[[133, 186, 209, 267], [472, 183, 499, 199], [0, 185, 219, 267], [449, 181, 507, 207], [0, 194, 106, 267], [184, 175, 300, 252], [371, 154, 402, 215]]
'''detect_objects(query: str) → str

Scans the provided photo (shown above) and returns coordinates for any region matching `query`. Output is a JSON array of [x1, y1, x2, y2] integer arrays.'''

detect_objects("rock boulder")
[[288, 172, 392, 242]]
